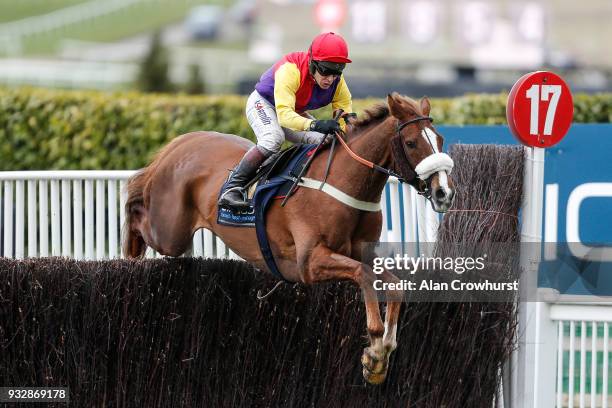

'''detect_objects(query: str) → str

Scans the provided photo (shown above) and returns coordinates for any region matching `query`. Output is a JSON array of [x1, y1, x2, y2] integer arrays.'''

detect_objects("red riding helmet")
[[309, 32, 352, 63]]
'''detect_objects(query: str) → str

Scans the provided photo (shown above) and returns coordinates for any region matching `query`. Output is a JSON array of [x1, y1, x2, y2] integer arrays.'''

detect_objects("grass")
[[2, 0, 231, 56], [0, 0, 88, 23]]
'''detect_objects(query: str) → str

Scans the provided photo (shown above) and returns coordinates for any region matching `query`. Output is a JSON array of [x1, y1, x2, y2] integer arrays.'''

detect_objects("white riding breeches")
[[245, 90, 325, 154]]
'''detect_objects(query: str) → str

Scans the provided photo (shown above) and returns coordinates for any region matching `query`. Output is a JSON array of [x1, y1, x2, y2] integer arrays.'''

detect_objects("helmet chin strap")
[[308, 45, 316, 76]]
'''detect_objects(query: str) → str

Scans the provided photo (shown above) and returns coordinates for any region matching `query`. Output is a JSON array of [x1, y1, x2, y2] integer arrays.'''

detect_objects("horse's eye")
[[406, 141, 416, 148]]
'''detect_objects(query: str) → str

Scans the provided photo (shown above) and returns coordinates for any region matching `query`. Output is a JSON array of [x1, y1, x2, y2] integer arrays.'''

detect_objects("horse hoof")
[[363, 367, 387, 385], [361, 348, 387, 374]]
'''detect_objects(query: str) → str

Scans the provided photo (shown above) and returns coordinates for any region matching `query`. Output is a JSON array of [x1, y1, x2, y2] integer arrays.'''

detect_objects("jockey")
[[218, 32, 353, 209]]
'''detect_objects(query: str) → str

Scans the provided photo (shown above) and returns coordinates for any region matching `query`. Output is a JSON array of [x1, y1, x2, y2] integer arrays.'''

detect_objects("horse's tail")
[[122, 169, 149, 259]]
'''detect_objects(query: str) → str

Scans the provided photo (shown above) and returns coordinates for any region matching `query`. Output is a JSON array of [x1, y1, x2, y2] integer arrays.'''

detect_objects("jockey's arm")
[[273, 63, 313, 131], [331, 75, 353, 131]]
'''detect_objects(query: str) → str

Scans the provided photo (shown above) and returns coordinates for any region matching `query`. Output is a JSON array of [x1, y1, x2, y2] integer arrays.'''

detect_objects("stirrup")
[[219, 186, 245, 200], [218, 186, 250, 208]]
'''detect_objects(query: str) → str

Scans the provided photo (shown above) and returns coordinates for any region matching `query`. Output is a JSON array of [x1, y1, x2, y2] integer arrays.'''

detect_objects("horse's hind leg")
[[300, 245, 390, 385], [147, 189, 196, 257]]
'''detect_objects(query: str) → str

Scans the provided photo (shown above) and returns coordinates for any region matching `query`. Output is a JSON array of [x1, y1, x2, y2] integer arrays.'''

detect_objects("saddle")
[[217, 144, 314, 226], [216, 144, 317, 280], [245, 144, 305, 192]]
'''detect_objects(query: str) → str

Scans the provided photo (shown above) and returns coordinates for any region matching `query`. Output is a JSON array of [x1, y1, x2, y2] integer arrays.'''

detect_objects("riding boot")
[[218, 146, 267, 209]]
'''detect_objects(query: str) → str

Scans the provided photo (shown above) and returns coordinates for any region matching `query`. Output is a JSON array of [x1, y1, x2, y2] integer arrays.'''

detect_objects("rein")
[[281, 114, 446, 209], [333, 115, 434, 196], [334, 129, 404, 181]]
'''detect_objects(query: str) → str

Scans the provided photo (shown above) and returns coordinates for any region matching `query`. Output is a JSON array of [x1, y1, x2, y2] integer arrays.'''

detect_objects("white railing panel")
[[550, 305, 612, 323], [73, 180, 83, 260], [3, 181, 13, 257], [228, 249, 241, 260], [84, 180, 94, 260], [27, 180, 37, 257], [108, 180, 118, 259], [95, 180, 106, 259], [0, 171, 136, 181], [580, 321, 586, 408], [379, 186, 389, 242], [569, 321, 576, 408], [590, 322, 597, 408], [557, 321, 564, 408], [552, 316, 611, 408], [119, 179, 127, 256], [61, 180, 71, 257], [193, 229, 204, 257], [39, 181, 49, 257], [15, 180, 25, 259], [145, 247, 156, 259], [50, 180, 61, 256], [0, 171, 421, 261], [388, 181, 402, 242], [416, 194, 438, 255], [204, 229, 214, 259], [603, 322, 609, 408], [402, 184, 418, 245], [216, 236, 226, 259]]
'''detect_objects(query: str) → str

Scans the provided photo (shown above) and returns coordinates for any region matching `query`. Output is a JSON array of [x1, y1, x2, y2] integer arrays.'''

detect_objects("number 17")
[[526, 84, 562, 136]]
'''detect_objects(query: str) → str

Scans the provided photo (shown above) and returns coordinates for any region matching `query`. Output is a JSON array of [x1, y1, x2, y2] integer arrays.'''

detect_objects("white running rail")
[[0, 171, 436, 261], [551, 305, 611, 408]]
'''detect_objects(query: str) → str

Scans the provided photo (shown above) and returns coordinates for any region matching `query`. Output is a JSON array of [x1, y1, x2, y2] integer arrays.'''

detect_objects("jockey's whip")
[[281, 110, 344, 207], [322, 112, 356, 185]]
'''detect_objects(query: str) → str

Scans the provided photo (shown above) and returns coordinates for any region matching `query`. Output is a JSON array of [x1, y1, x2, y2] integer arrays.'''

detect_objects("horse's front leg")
[[378, 270, 404, 356], [299, 245, 391, 384]]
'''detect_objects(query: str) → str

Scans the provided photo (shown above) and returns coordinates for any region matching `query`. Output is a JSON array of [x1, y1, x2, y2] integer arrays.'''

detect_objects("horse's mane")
[[352, 103, 389, 131], [350, 95, 422, 133]]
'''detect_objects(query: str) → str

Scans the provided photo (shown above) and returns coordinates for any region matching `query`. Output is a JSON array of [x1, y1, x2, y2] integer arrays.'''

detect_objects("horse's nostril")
[[435, 188, 446, 200]]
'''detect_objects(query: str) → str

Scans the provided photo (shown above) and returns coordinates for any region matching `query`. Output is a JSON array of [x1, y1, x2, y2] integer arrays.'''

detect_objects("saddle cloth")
[[216, 144, 317, 280]]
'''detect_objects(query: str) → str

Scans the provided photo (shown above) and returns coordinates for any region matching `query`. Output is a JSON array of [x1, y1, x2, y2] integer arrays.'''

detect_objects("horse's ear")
[[387, 92, 402, 117], [420, 97, 431, 116]]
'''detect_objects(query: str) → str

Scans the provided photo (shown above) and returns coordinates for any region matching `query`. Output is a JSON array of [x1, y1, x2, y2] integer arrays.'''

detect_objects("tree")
[[184, 64, 206, 95], [137, 30, 173, 93]]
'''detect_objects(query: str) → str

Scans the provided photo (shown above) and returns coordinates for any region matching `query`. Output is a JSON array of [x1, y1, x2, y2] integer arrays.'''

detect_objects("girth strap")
[[296, 177, 381, 212]]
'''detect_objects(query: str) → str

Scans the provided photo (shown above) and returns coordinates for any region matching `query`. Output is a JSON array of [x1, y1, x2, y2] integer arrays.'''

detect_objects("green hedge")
[[0, 87, 610, 170]]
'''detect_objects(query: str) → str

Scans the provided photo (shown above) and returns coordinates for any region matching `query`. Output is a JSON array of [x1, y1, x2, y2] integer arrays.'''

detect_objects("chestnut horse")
[[122, 93, 455, 384]]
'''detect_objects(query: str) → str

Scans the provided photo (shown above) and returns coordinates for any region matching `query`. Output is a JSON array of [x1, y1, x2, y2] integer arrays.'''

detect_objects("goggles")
[[313, 60, 345, 77]]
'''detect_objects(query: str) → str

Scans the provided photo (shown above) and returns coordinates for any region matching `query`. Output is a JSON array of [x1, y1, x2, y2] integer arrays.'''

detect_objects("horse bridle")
[[393, 115, 435, 198], [332, 115, 437, 199]]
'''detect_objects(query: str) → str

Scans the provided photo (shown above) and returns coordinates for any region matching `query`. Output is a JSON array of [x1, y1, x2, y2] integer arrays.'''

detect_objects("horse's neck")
[[316, 119, 393, 203]]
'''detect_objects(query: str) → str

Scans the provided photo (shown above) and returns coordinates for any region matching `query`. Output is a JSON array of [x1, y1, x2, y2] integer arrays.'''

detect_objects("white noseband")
[[414, 153, 454, 180]]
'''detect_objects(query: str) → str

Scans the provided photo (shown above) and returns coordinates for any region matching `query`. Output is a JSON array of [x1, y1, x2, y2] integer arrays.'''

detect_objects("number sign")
[[507, 71, 573, 147]]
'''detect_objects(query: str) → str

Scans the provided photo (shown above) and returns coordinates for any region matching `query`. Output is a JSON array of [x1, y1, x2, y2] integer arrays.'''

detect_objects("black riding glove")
[[309, 119, 341, 135]]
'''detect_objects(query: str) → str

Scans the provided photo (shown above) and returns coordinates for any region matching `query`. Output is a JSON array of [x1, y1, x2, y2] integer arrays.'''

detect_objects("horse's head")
[[387, 92, 455, 213]]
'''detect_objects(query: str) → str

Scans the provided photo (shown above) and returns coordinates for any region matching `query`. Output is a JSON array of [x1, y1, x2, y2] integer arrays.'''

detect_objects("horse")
[[122, 92, 456, 384]]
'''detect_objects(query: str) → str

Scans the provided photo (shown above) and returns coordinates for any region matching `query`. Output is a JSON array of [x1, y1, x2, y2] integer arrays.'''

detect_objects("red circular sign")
[[314, 0, 346, 29], [506, 71, 573, 148]]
